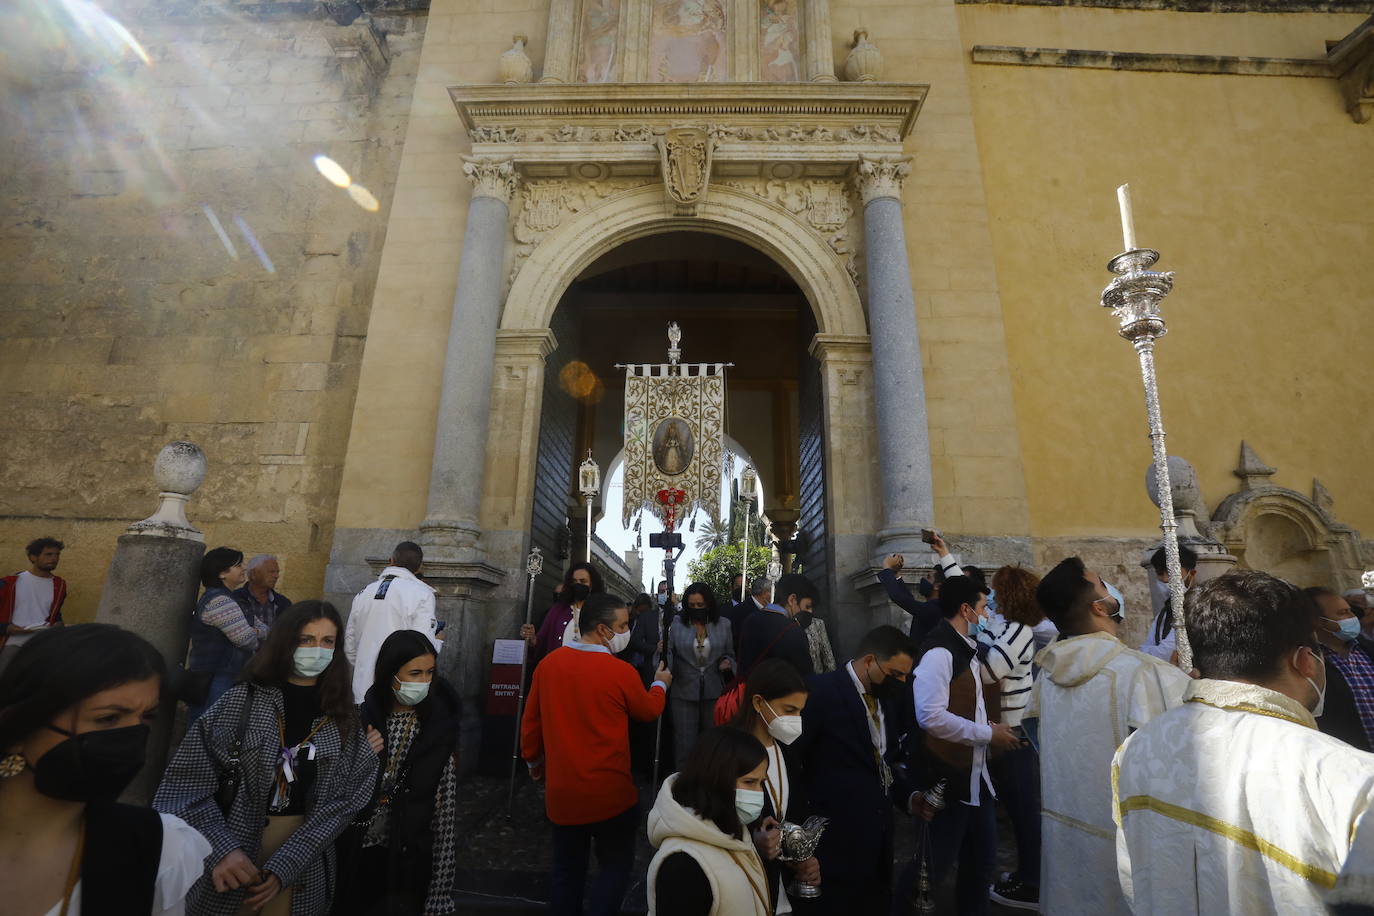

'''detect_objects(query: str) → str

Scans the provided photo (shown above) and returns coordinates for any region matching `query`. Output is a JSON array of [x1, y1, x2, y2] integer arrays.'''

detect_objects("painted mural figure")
[[580, 0, 619, 82], [650, 0, 727, 82], [759, 0, 801, 81]]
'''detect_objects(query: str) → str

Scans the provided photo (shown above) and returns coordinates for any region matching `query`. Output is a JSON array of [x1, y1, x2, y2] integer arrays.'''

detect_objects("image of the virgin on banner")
[[621, 349, 726, 528]]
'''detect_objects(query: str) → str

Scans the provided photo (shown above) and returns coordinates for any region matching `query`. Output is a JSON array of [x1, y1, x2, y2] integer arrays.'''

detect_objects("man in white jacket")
[[1115, 572, 1374, 914], [345, 540, 439, 703], [1027, 556, 1189, 916]]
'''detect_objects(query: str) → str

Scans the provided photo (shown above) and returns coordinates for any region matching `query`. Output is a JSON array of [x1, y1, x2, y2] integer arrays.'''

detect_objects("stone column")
[[540, 0, 577, 82], [856, 155, 934, 559], [95, 441, 208, 804], [419, 157, 518, 561], [804, 0, 837, 81]]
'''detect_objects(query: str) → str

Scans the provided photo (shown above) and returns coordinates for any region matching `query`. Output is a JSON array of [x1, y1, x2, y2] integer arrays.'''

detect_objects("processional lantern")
[[579, 451, 600, 563]]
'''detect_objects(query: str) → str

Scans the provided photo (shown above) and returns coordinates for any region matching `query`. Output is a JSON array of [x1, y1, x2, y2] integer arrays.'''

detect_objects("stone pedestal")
[[857, 155, 935, 562], [95, 440, 208, 804]]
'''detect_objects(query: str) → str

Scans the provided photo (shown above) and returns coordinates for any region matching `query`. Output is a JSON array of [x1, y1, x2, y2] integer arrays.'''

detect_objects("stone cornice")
[[495, 327, 559, 361], [809, 333, 873, 362], [450, 82, 928, 137], [971, 44, 1334, 77], [957, 0, 1372, 12]]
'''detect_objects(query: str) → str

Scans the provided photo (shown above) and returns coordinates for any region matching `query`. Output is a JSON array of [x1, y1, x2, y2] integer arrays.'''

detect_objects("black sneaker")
[[990, 879, 1040, 911]]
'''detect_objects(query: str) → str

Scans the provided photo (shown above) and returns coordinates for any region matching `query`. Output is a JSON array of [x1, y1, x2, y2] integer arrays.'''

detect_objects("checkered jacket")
[[153, 684, 379, 916]]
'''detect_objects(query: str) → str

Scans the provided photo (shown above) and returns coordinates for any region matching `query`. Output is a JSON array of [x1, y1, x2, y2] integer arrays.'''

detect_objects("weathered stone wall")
[[0, 1, 428, 620]]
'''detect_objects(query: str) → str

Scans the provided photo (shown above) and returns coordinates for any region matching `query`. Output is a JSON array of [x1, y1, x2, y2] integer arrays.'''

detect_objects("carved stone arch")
[[1212, 486, 1366, 586], [499, 182, 866, 337]]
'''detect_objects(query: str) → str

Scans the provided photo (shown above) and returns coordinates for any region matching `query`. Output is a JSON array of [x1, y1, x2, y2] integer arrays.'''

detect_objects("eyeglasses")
[[879, 666, 909, 683]]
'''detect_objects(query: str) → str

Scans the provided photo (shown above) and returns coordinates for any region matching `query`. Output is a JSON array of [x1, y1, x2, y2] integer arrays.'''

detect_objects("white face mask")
[[1299, 648, 1326, 717], [763, 699, 803, 745], [606, 627, 632, 654], [735, 788, 765, 826]]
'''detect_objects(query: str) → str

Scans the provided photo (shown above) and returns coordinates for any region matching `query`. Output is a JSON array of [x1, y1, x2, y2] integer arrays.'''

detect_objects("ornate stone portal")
[[437, 80, 934, 659]]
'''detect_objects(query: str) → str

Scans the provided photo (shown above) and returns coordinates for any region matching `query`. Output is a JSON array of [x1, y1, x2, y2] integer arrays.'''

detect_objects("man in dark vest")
[[902, 576, 1022, 915]]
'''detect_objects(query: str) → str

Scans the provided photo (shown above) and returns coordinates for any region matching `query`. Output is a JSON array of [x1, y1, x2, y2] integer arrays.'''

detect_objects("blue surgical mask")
[[985, 589, 998, 614], [293, 646, 334, 678], [1332, 617, 1362, 643], [735, 788, 765, 826], [393, 677, 430, 706], [966, 608, 988, 638], [1104, 581, 1126, 623]]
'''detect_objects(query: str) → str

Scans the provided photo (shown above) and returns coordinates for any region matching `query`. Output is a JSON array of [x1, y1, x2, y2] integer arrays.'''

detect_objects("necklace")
[[58, 815, 85, 916], [271, 713, 328, 811]]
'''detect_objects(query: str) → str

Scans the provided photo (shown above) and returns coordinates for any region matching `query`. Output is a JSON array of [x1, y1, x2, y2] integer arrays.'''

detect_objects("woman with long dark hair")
[[522, 561, 605, 663], [187, 546, 265, 723], [647, 727, 771, 916], [667, 582, 734, 768], [155, 601, 378, 916], [729, 659, 818, 911], [0, 624, 210, 915], [333, 630, 461, 915]]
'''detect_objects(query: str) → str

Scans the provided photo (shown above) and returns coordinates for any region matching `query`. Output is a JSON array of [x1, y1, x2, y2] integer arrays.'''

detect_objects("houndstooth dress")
[[154, 683, 380, 916]]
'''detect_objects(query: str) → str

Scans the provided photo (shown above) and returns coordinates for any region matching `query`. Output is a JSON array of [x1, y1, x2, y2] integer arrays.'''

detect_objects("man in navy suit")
[[793, 625, 917, 914]]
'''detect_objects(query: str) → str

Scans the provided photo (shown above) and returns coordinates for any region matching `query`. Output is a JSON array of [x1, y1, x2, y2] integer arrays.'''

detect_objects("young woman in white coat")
[[647, 727, 771, 916]]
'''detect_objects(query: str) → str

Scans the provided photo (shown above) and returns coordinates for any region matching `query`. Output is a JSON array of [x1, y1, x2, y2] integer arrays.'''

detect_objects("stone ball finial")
[[844, 28, 883, 82], [154, 441, 207, 496], [500, 34, 534, 84], [1145, 456, 1206, 516]]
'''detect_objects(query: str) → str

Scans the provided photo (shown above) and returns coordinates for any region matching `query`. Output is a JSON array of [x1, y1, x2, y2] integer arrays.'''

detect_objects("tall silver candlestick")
[[1101, 245, 1191, 670]]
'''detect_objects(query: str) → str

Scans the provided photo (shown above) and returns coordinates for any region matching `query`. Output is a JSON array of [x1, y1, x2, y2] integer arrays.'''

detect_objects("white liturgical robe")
[[1113, 679, 1374, 915], [1028, 632, 1189, 916]]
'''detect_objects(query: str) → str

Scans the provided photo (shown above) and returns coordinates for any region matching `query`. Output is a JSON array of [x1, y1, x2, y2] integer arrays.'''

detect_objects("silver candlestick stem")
[[508, 546, 544, 815], [1101, 247, 1192, 670]]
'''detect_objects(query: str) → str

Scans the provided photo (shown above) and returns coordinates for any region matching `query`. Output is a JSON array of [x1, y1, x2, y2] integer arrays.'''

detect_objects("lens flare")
[[347, 184, 380, 212], [201, 205, 238, 260], [233, 215, 275, 273], [313, 154, 351, 188], [559, 362, 605, 403]]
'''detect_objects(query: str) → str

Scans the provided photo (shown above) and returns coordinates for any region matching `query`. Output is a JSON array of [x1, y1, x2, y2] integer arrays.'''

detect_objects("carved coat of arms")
[[805, 181, 850, 232], [521, 182, 568, 234], [659, 127, 713, 214]]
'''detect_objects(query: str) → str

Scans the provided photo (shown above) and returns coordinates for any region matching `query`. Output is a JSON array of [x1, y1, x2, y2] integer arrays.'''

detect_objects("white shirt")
[[43, 813, 210, 916], [345, 566, 438, 703], [911, 627, 993, 804], [1138, 606, 1178, 661], [845, 660, 886, 758], [8, 571, 56, 648]]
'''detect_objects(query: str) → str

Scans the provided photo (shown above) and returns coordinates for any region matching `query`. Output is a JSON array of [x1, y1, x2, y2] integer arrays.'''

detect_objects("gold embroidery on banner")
[[1116, 795, 1338, 888]]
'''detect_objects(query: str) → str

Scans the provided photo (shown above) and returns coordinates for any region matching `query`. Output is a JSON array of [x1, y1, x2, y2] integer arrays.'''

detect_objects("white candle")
[[1117, 183, 1137, 251]]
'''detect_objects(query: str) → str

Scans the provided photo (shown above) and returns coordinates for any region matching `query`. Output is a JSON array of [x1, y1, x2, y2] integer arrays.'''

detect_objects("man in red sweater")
[[522, 592, 672, 915]]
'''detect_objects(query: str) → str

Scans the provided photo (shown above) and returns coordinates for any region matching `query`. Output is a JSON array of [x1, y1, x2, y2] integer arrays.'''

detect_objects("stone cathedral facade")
[[2, 0, 1371, 738]]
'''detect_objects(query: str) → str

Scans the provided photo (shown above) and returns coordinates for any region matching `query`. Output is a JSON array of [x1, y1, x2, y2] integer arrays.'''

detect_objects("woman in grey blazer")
[[155, 601, 378, 916], [667, 582, 735, 769]]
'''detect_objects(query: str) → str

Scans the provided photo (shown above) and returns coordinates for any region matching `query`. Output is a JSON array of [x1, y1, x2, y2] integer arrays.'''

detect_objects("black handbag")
[[214, 684, 255, 816]]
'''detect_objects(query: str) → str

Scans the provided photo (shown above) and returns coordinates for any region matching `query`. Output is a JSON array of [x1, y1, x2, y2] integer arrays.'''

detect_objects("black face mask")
[[795, 610, 815, 630], [686, 606, 709, 623], [32, 723, 150, 802], [871, 670, 904, 704], [569, 583, 591, 603]]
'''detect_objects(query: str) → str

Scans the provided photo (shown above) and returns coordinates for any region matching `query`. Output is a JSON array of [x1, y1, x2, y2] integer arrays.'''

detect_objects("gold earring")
[[0, 753, 25, 778]]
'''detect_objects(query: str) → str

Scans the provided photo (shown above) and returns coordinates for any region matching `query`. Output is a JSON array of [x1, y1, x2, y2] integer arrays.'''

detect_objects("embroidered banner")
[[622, 362, 726, 527]]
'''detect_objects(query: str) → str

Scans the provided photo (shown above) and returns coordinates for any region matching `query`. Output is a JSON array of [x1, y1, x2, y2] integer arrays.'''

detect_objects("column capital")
[[855, 154, 912, 205], [808, 333, 872, 363], [462, 155, 518, 202], [495, 327, 559, 361]]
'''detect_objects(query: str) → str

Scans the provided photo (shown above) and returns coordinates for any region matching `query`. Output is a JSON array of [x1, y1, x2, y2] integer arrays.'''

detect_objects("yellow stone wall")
[[957, 6, 1374, 538], [0, 6, 430, 621]]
